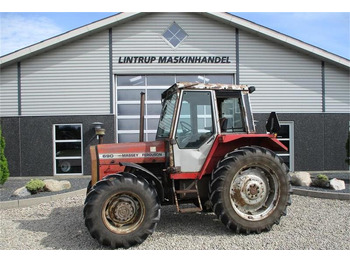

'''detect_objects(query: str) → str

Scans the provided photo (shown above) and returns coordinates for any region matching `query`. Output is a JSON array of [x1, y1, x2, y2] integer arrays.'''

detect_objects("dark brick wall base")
[[1, 115, 115, 177], [1, 113, 349, 176]]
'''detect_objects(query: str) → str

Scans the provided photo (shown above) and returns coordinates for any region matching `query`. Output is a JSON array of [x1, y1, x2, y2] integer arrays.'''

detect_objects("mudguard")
[[120, 162, 164, 201]]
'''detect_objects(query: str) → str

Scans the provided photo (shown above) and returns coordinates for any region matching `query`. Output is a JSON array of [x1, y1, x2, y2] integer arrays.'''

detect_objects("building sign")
[[117, 56, 231, 64]]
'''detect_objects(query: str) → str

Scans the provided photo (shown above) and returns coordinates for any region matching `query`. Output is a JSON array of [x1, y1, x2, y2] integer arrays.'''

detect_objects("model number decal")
[[101, 154, 114, 159], [99, 152, 165, 159]]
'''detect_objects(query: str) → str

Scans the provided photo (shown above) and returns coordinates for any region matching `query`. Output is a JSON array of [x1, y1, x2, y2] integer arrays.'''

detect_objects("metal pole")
[[139, 92, 145, 142]]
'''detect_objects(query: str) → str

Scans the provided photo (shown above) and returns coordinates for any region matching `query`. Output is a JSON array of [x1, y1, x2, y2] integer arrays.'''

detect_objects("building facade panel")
[[0, 64, 18, 116], [254, 113, 324, 171], [239, 31, 323, 113], [0, 12, 349, 176], [0, 117, 20, 177], [0, 115, 115, 177], [325, 63, 350, 113], [324, 113, 350, 170], [112, 12, 236, 74], [20, 31, 110, 116]]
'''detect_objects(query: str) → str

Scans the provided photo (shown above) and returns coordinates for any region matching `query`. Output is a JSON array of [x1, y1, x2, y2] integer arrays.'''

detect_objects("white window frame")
[[277, 121, 294, 172], [53, 124, 83, 175], [162, 22, 188, 49], [116, 85, 165, 143]]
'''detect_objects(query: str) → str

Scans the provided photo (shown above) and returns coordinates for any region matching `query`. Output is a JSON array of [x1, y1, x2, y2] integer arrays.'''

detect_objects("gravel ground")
[[1, 193, 349, 250]]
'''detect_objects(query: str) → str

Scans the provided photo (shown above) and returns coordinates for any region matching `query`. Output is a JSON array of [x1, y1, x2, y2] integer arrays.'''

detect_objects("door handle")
[[206, 136, 214, 144]]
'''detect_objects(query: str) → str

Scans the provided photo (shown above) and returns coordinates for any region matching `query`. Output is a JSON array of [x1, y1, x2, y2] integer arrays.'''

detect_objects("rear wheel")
[[84, 172, 161, 248], [210, 146, 291, 233]]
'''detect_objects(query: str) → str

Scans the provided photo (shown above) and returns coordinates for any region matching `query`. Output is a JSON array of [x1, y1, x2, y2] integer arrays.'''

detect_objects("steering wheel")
[[177, 121, 193, 148], [180, 121, 192, 134]]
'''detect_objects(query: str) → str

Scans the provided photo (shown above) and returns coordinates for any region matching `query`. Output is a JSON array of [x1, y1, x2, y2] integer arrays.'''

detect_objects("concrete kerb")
[[1, 187, 349, 210], [0, 189, 86, 209], [291, 171, 350, 200], [292, 187, 350, 200]]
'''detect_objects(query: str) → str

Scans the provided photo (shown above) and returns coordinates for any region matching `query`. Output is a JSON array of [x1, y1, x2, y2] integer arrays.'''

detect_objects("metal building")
[[0, 12, 349, 177]]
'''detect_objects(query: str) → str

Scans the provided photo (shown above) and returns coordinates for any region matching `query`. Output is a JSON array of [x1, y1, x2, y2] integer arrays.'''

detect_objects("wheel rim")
[[60, 161, 71, 172], [102, 192, 145, 234], [229, 166, 279, 221]]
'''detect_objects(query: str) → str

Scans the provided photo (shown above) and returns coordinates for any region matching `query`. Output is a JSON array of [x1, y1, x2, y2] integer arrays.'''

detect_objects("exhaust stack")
[[139, 92, 145, 142]]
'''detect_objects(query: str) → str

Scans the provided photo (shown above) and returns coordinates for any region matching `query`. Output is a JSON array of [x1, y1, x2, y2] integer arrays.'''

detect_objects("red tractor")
[[84, 82, 292, 248]]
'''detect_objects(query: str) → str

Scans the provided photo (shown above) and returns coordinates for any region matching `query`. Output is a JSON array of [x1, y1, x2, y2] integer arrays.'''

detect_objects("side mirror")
[[266, 112, 280, 134], [248, 86, 256, 94]]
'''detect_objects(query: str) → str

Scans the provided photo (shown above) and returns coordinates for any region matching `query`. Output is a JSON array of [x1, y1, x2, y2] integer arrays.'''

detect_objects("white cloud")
[[0, 13, 63, 56]]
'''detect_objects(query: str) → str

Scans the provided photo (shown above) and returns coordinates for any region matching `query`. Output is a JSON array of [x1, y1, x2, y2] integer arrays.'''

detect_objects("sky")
[[0, 2, 349, 59]]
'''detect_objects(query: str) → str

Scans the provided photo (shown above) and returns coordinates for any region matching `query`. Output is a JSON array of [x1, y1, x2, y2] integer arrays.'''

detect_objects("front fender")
[[120, 162, 164, 201]]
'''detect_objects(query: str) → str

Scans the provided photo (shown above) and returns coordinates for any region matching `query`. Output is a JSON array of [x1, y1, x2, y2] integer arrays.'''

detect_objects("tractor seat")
[[220, 118, 228, 132]]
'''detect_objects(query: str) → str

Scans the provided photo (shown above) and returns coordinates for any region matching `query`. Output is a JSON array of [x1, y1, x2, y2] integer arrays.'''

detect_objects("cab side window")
[[219, 97, 245, 133]]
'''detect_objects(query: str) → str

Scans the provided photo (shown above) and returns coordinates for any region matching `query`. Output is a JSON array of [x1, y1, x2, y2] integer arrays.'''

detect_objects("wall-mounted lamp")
[[92, 122, 105, 144]]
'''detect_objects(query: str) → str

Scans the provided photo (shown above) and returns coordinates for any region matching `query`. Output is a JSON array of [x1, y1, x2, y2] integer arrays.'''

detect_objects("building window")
[[53, 124, 83, 175], [162, 22, 188, 48], [276, 122, 294, 171], [117, 75, 145, 86]]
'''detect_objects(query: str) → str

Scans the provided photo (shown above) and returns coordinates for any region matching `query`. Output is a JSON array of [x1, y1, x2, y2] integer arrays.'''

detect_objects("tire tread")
[[209, 146, 291, 234], [83, 172, 161, 249]]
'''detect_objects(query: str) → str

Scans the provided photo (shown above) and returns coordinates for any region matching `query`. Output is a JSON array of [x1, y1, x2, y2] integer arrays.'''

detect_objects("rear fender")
[[120, 162, 164, 201], [198, 134, 288, 179], [218, 134, 288, 152], [255, 136, 288, 152]]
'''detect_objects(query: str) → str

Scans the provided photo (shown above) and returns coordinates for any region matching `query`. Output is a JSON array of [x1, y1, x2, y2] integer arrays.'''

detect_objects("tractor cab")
[[157, 82, 256, 141], [156, 82, 282, 174]]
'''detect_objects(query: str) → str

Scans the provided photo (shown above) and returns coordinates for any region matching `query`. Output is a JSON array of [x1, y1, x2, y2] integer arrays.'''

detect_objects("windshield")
[[156, 92, 177, 139]]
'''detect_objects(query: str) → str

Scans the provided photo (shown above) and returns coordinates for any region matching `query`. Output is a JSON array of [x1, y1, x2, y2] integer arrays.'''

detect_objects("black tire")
[[210, 146, 292, 234], [83, 172, 161, 248]]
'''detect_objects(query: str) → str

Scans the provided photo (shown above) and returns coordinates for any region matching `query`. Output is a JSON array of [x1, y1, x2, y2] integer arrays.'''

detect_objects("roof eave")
[[203, 12, 350, 70], [1, 12, 349, 70]]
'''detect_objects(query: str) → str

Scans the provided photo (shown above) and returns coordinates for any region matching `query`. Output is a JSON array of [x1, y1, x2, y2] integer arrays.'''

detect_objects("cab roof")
[[162, 82, 253, 99], [176, 82, 249, 90]]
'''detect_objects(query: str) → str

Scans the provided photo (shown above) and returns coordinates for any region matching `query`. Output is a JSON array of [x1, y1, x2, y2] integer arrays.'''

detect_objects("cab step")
[[178, 207, 202, 213], [174, 189, 197, 194], [172, 179, 203, 213]]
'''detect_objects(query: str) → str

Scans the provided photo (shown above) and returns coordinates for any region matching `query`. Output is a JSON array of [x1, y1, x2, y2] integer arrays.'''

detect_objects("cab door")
[[172, 90, 218, 172]]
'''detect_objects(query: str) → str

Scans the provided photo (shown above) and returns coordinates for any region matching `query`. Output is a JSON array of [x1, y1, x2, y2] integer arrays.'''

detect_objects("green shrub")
[[25, 179, 46, 194], [311, 174, 330, 188], [317, 174, 329, 181], [0, 125, 10, 185]]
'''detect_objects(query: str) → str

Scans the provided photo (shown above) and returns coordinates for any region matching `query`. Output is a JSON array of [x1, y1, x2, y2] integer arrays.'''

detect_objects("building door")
[[115, 75, 170, 143], [53, 124, 83, 175], [276, 121, 294, 171], [115, 74, 234, 143]]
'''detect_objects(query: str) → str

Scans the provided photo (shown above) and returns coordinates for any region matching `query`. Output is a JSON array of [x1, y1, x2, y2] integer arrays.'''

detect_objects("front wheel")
[[210, 146, 291, 234], [84, 172, 161, 248]]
